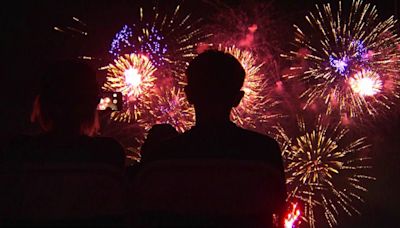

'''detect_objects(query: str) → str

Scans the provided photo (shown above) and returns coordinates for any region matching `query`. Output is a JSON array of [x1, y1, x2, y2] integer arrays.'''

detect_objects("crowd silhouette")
[[1, 51, 287, 227]]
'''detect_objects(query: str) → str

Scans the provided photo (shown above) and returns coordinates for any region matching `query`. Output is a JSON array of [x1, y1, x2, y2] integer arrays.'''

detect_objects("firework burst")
[[274, 116, 375, 227], [281, 0, 400, 118], [139, 86, 195, 133], [218, 45, 280, 131], [109, 1, 210, 84], [103, 53, 157, 122]]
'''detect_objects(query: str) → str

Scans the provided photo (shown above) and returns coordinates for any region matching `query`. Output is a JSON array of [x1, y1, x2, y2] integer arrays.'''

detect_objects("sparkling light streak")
[[54, 17, 88, 36]]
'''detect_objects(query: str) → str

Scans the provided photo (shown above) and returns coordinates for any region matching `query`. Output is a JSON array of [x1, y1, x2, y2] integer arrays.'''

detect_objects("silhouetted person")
[[141, 124, 179, 155], [1, 60, 125, 168], [141, 50, 287, 226], [127, 124, 179, 178]]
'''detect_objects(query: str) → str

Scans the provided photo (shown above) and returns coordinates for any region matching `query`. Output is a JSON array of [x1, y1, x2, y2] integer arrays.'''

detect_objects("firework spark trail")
[[139, 86, 195, 133], [274, 116, 375, 227], [103, 53, 157, 123], [218, 45, 281, 131], [109, 1, 211, 84], [281, 0, 400, 119], [54, 16, 88, 36], [54, 17, 100, 61]]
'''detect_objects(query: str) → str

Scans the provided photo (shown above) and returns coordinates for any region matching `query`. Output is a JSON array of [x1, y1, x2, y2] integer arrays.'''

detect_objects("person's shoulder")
[[9, 134, 37, 143], [84, 136, 124, 157], [140, 131, 189, 163], [90, 136, 124, 151], [86, 136, 126, 167], [234, 126, 278, 146], [91, 136, 120, 144], [1, 134, 39, 162], [234, 126, 283, 165], [164, 128, 197, 151], [3, 134, 36, 151]]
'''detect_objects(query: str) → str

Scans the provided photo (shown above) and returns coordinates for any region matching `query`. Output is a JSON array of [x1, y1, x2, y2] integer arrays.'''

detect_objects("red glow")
[[239, 24, 258, 47], [196, 42, 210, 53], [284, 203, 301, 228], [275, 81, 284, 93]]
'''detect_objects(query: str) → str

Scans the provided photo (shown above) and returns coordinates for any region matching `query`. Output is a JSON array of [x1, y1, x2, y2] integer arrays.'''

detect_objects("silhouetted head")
[[146, 124, 179, 141], [31, 60, 100, 136], [141, 124, 179, 153], [185, 50, 245, 121]]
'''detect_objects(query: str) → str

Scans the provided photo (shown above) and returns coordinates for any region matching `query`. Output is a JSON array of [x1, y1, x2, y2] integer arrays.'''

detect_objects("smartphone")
[[97, 92, 123, 111]]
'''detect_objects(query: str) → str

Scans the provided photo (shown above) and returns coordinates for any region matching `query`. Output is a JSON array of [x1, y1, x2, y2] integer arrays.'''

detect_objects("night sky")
[[2, 0, 399, 227]]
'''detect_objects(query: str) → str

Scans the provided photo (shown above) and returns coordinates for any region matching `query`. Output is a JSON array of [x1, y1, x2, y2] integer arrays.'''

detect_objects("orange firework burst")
[[104, 53, 156, 98], [219, 45, 280, 130], [103, 53, 157, 122]]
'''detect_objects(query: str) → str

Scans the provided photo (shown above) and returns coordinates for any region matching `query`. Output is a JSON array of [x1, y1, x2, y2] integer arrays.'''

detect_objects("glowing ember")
[[349, 70, 382, 97], [284, 203, 301, 228], [124, 68, 142, 87]]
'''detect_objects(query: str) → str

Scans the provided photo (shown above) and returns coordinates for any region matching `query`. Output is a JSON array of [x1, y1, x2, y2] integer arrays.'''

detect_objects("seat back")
[[0, 163, 127, 226], [130, 160, 283, 227]]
